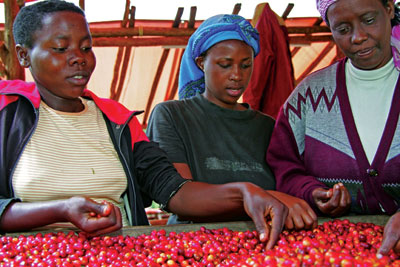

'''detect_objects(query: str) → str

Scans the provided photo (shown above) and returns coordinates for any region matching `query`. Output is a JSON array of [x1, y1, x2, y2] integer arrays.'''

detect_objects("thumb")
[[99, 201, 112, 217], [313, 188, 332, 201], [378, 234, 398, 256], [89, 201, 112, 217]]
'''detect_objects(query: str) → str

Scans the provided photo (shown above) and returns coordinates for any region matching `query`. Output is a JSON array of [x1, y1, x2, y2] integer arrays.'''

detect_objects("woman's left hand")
[[377, 211, 400, 256], [268, 190, 317, 230]]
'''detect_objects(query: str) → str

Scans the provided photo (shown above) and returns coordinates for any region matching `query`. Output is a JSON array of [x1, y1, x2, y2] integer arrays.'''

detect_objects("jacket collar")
[[0, 80, 138, 125]]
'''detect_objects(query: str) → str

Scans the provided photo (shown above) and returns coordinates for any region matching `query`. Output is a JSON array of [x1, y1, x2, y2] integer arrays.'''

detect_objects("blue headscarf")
[[178, 14, 260, 99]]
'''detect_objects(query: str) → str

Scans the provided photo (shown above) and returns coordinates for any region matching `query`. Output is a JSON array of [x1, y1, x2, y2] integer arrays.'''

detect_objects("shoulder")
[[151, 97, 197, 116], [296, 61, 339, 92], [284, 61, 340, 105], [0, 80, 40, 108], [252, 109, 275, 124]]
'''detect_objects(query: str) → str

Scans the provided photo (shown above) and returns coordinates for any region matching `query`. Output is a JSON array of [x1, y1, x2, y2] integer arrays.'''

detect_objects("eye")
[[364, 17, 375, 25], [81, 46, 92, 52], [52, 47, 67, 52], [241, 62, 252, 69], [217, 63, 231, 69], [335, 25, 350, 35]]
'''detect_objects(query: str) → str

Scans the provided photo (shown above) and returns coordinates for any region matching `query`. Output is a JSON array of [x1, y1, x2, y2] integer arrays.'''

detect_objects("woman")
[[267, 0, 400, 255], [0, 0, 288, 249], [147, 14, 317, 230]]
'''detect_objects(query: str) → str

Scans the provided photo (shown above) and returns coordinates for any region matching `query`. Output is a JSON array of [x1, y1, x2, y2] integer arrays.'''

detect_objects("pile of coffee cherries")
[[0, 219, 399, 266]]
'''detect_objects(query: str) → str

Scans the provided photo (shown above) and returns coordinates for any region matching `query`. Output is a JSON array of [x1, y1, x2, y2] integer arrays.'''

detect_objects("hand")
[[312, 183, 351, 217], [268, 190, 317, 230], [377, 212, 400, 256], [64, 196, 122, 236], [241, 184, 288, 249]]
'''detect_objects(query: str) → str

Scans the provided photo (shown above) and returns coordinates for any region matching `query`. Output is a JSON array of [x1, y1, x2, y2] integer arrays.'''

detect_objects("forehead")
[[327, 0, 383, 23], [33, 11, 89, 40], [207, 39, 253, 55]]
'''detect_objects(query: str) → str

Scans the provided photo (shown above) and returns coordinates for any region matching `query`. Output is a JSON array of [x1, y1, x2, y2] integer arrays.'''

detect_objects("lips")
[[67, 72, 90, 86], [356, 47, 374, 57], [226, 87, 244, 97]]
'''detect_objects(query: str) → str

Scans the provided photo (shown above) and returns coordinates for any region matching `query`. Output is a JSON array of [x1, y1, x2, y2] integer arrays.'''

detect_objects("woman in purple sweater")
[[267, 0, 400, 255]]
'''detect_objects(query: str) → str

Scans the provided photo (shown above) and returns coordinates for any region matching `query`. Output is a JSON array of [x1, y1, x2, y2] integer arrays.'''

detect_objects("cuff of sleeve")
[[160, 179, 191, 212]]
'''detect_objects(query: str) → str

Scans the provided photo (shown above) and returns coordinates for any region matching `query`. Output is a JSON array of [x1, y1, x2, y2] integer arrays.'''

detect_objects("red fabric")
[[0, 80, 40, 108], [0, 80, 148, 150], [83, 89, 150, 149], [243, 3, 295, 119]]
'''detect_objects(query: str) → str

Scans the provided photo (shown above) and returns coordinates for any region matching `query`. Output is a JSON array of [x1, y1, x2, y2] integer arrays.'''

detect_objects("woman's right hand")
[[267, 190, 317, 230], [312, 183, 351, 217], [64, 196, 122, 236]]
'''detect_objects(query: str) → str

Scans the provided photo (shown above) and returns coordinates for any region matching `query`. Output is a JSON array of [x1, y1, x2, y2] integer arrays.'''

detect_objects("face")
[[16, 11, 96, 112], [327, 0, 394, 70], [196, 39, 254, 110]]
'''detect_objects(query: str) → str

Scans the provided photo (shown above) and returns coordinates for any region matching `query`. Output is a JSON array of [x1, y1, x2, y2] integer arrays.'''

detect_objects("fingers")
[[315, 184, 351, 217], [377, 213, 400, 256], [86, 205, 122, 236], [303, 207, 318, 229], [286, 202, 317, 230], [312, 187, 332, 202], [266, 204, 288, 249], [252, 212, 270, 243], [285, 215, 294, 230]]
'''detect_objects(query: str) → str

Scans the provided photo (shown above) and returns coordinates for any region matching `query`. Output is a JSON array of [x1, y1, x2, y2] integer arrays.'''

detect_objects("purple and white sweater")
[[267, 58, 400, 215]]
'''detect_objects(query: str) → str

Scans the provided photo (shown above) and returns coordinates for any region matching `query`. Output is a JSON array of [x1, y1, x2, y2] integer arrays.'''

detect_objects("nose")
[[69, 49, 86, 66], [229, 65, 242, 81], [351, 25, 368, 44]]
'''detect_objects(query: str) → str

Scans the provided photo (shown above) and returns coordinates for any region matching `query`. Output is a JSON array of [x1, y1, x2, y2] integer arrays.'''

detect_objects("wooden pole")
[[3, 0, 24, 80]]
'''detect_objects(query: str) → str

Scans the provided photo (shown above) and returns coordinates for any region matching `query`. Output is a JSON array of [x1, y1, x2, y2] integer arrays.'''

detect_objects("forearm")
[[0, 200, 67, 232], [168, 181, 250, 222]]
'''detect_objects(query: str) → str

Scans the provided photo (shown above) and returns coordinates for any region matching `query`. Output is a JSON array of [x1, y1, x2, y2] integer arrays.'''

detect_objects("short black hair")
[[13, 0, 85, 48]]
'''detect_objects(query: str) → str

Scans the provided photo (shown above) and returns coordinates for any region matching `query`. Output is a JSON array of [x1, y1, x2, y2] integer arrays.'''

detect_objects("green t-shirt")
[[147, 93, 276, 189]]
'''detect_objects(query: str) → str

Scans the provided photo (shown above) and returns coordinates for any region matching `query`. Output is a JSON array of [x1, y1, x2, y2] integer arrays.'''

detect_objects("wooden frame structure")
[[0, 0, 341, 127]]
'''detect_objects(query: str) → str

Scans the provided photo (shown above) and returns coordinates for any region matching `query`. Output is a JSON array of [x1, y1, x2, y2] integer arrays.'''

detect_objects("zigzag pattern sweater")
[[267, 58, 400, 215]]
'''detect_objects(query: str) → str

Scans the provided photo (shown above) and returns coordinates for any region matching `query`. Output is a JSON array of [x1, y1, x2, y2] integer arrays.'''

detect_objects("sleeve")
[[146, 103, 188, 164], [266, 107, 327, 212], [133, 140, 189, 211]]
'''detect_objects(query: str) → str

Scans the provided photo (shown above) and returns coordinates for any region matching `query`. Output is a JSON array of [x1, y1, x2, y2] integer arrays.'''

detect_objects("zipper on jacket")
[[111, 111, 141, 226], [7, 95, 40, 197]]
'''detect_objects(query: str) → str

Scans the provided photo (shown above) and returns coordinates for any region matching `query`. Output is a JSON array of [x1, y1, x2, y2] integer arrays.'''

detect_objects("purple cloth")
[[316, 0, 336, 23]]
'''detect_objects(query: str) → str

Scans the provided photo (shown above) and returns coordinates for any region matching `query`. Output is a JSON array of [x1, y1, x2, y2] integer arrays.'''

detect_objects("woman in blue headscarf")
[[178, 14, 260, 99], [147, 14, 317, 229]]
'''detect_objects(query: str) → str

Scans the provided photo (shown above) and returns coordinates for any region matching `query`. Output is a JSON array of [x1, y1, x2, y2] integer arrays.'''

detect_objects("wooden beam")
[[90, 26, 329, 38], [287, 26, 331, 34], [172, 7, 184, 28], [121, 0, 131, 28], [3, 0, 24, 80], [90, 27, 196, 38], [289, 35, 333, 44], [232, 3, 241, 15], [93, 36, 190, 47], [164, 48, 184, 101], [290, 46, 301, 57], [188, 6, 197, 28], [142, 49, 170, 127], [79, 0, 84, 10], [129, 6, 136, 28], [296, 42, 335, 84], [281, 3, 294, 20]]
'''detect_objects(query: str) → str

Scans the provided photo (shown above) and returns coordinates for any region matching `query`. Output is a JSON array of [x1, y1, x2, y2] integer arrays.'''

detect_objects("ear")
[[195, 56, 204, 72], [15, 44, 30, 68], [387, 0, 395, 20]]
